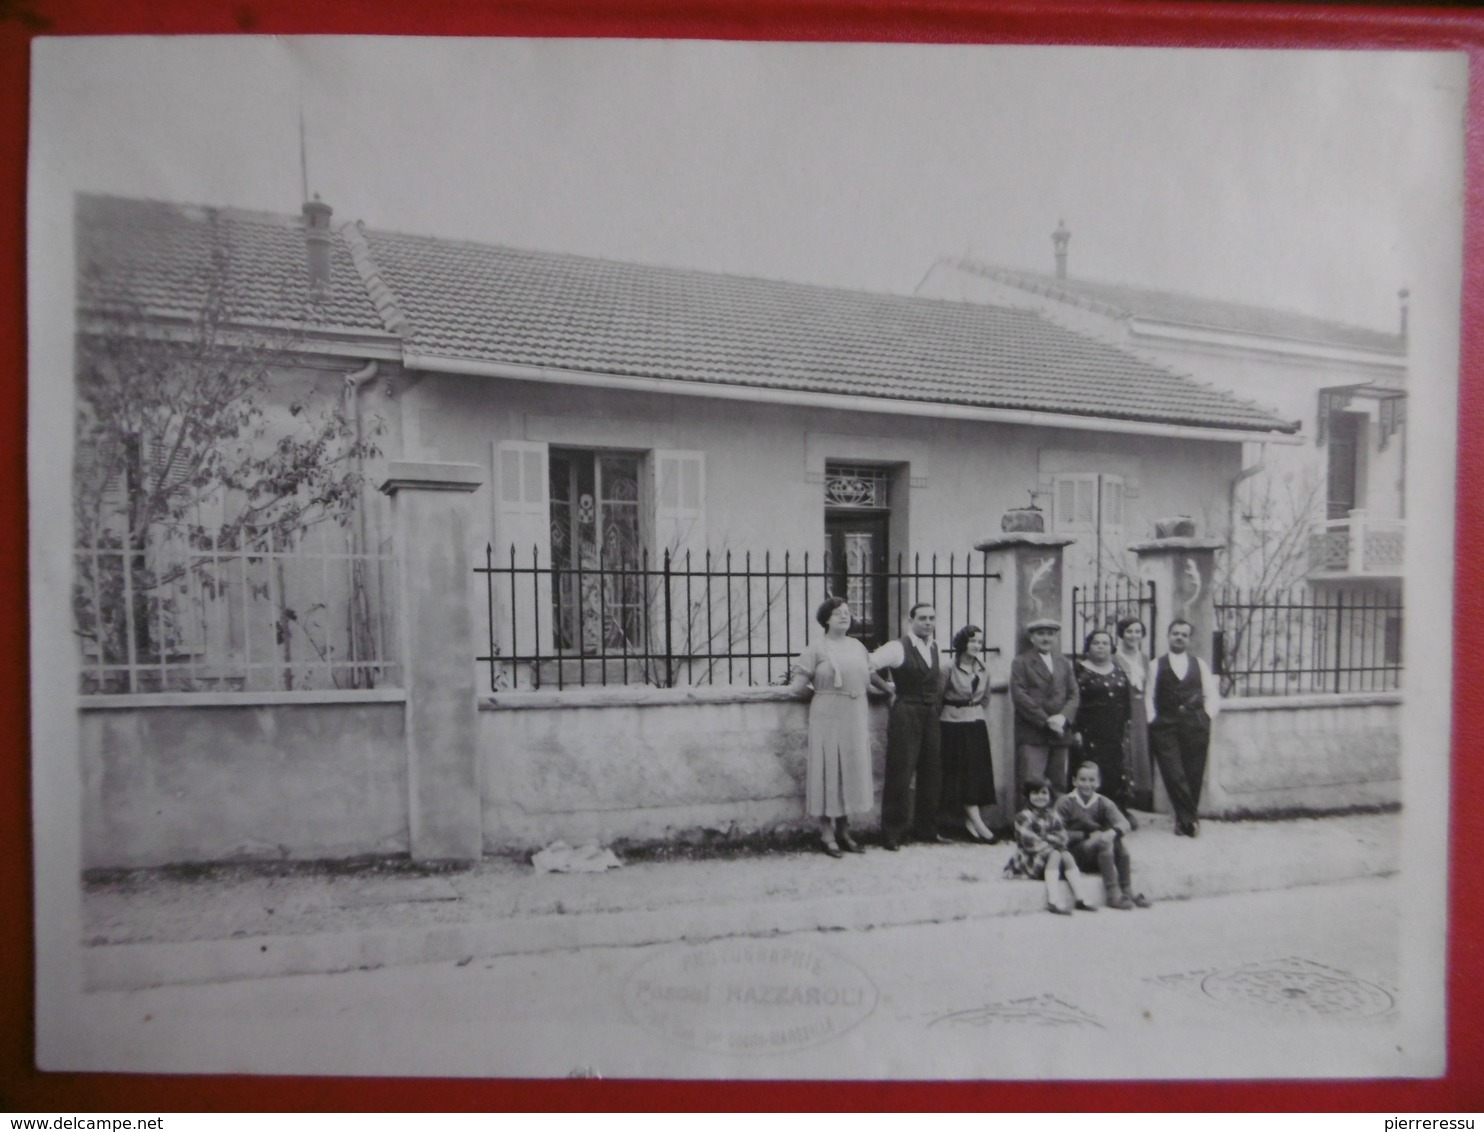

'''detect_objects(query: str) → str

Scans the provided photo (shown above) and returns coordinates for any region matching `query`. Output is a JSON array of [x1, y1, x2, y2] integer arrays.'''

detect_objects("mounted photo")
[[27, 36, 1464, 1079]]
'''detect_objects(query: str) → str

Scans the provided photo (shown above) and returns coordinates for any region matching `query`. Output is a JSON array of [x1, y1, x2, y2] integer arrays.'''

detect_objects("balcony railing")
[[1308, 512, 1405, 578]]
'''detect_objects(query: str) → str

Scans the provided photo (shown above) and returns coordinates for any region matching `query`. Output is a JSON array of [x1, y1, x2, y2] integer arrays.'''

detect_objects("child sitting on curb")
[[1003, 776, 1095, 915], [1055, 761, 1152, 911]]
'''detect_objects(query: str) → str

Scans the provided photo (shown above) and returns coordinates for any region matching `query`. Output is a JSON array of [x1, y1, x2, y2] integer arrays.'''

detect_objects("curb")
[[85, 834, 1398, 991]]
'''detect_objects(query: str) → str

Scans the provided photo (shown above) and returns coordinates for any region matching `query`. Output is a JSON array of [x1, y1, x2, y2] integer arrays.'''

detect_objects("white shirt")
[[1146, 651, 1221, 723], [869, 635, 937, 671], [1040, 651, 1055, 674]]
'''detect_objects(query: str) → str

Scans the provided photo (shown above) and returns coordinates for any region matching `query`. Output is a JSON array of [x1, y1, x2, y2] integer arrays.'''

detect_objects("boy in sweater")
[[1055, 761, 1152, 910]]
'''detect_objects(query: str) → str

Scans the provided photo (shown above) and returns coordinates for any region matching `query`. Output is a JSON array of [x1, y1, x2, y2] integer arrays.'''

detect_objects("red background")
[[1, 0, 1480, 1111]]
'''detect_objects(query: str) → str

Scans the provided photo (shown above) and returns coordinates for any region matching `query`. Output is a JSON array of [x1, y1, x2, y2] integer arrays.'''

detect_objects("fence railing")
[[1070, 576, 1157, 659], [1213, 584, 1402, 697], [475, 546, 1002, 691], [75, 528, 401, 694]]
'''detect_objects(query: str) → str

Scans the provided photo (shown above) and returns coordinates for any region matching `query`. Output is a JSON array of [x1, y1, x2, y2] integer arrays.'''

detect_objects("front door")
[[826, 512, 890, 647]]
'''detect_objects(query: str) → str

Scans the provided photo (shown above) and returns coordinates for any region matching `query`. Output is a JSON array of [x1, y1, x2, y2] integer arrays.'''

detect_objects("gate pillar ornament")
[[1127, 525, 1225, 662], [381, 461, 485, 861]]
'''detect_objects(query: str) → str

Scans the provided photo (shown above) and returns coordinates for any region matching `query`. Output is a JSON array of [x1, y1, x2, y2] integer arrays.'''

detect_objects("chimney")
[[302, 195, 333, 297], [1052, 219, 1071, 280], [1398, 287, 1410, 340]]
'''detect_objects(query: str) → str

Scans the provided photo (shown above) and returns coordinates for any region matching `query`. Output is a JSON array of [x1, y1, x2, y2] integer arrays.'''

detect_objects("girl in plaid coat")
[[1004, 777, 1092, 915]]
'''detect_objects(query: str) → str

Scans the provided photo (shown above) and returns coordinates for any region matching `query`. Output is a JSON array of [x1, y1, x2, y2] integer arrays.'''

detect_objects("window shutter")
[[653, 450, 705, 562], [493, 440, 552, 656], [1052, 473, 1098, 533]]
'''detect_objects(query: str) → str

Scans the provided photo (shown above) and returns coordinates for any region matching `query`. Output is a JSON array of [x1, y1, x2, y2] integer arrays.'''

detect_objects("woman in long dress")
[[1114, 616, 1154, 812], [1074, 628, 1133, 814], [939, 624, 997, 843], [789, 596, 877, 857]]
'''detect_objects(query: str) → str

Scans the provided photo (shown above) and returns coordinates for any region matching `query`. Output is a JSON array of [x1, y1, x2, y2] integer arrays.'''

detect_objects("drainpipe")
[[343, 361, 378, 685], [1227, 442, 1268, 580]]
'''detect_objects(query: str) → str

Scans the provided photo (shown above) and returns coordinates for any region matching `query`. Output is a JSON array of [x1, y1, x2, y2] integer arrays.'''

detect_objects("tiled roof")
[[358, 226, 1294, 433], [953, 261, 1405, 356], [76, 194, 386, 334], [74, 195, 1296, 435]]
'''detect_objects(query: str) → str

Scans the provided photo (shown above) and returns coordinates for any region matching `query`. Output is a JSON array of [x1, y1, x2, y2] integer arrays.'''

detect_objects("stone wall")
[[478, 687, 883, 848], [1202, 692, 1401, 815], [80, 695, 409, 868]]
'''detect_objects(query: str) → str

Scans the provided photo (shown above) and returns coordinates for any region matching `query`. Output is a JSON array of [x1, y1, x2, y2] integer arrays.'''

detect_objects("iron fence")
[[1212, 584, 1402, 697], [475, 545, 1002, 691], [75, 526, 401, 694], [1070, 576, 1157, 659]]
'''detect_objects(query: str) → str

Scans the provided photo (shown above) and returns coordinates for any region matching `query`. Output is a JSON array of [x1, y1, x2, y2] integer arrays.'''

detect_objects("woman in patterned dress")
[[1074, 629, 1134, 815], [789, 596, 877, 857]]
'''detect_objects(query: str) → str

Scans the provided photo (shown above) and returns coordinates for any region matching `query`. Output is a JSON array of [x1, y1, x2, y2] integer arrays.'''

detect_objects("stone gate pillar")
[[975, 524, 1076, 821], [381, 461, 485, 861], [1129, 520, 1224, 820], [1128, 520, 1224, 661]]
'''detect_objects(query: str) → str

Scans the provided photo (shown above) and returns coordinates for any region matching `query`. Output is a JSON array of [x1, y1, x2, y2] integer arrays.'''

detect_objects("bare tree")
[[73, 231, 385, 691]]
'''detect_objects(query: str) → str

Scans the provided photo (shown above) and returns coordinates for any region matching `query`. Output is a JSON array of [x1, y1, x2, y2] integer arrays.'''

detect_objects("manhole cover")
[[1201, 959, 1393, 1018]]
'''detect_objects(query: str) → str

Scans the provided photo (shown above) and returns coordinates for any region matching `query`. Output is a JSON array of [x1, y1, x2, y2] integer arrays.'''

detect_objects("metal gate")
[[1069, 576, 1156, 659]]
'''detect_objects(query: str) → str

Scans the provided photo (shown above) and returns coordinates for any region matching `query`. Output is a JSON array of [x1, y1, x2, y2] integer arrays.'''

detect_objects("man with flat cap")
[[1010, 617, 1081, 794]]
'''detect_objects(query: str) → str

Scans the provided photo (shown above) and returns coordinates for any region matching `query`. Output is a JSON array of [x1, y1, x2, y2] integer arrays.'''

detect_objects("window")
[[548, 449, 644, 652]]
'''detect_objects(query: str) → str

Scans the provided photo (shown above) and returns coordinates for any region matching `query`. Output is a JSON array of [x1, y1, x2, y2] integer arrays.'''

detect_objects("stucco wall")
[[403, 374, 1244, 563], [80, 698, 409, 868], [1202, 693, 1400, 815]]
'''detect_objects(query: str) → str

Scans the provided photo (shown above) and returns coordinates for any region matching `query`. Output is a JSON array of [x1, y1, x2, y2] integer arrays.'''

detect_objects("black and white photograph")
[[26, 36, 1463, 1080]]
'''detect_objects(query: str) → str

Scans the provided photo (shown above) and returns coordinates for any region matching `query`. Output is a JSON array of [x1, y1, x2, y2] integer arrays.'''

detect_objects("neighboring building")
[[917, 228, 1409, 607]]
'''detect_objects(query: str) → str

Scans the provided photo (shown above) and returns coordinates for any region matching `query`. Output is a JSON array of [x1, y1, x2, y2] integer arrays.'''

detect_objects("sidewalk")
[[83, 810, 1398, 991]]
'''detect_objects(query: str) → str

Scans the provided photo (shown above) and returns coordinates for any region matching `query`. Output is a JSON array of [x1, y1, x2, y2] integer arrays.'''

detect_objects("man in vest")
[[1009, 617, 1080, 794], [1146, 618, 1221, 837], [870, 602, 948, 851]]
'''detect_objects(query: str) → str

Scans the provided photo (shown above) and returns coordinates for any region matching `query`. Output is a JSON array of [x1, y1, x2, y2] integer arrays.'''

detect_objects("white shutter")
[[1099, 474, 1125, 569], [493, 440, 552, 656], [653, 450, 706, 563], [1052, 473, 1098, 534]]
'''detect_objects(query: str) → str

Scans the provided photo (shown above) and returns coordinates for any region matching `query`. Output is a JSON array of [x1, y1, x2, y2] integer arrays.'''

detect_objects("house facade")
[[74, 195, 1403, 867]]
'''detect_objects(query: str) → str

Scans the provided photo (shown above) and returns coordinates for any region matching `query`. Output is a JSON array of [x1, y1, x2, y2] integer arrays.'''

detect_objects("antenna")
[[299, 107, 309, 203]]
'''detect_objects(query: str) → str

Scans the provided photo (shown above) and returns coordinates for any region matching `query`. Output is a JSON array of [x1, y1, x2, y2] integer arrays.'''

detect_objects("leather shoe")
[[919, 832, 953, 844], [1073, 900, 1098, 912], [1047, 903, 1072, 916], [1188, 821, 1200, 838], [821, 839, 844, 859], [1131, 893, 1152, 909], [838, 830, 865, 854], [882, 835, 901, 852]]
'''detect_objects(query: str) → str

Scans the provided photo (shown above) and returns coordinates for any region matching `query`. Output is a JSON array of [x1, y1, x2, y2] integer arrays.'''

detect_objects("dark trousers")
[[882, 700, 942, 838], [1149, 712, 1210, 828], [1070, 835, 1132, 894]]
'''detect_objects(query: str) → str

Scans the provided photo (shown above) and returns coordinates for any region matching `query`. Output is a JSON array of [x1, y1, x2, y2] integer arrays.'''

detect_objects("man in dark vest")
[[1146, 618, 1221, 837], [870, 602, 948, 850]]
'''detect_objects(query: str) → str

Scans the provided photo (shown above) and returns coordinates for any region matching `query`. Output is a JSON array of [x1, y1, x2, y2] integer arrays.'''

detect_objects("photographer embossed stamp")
[[623, 938, 878, 1054]]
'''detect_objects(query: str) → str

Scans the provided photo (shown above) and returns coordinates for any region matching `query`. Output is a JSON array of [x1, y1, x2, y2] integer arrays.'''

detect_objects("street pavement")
[[83, 811, 1399, 993], [71, 876, 1417, 1080]]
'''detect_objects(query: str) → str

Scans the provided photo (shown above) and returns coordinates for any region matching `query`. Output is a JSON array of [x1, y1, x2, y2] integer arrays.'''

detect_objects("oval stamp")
[[623, 937, 878, 1055]]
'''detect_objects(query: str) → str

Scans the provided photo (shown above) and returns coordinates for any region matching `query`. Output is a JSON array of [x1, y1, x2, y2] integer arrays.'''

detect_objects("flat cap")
[[1025, 618, 1062, 632]]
